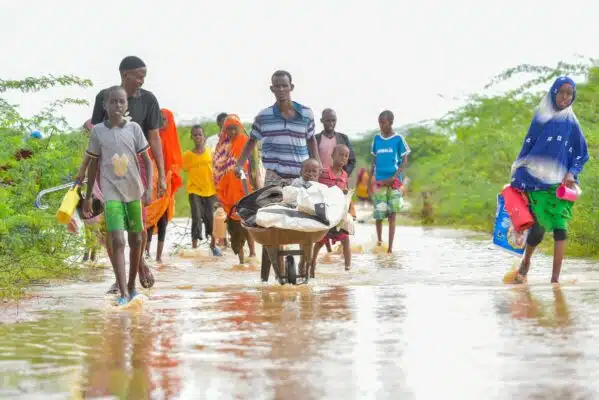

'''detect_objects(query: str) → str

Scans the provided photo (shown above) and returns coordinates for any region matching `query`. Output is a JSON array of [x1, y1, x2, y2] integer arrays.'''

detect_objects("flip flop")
[[129, 289, 138, 299], [117, 297, 128, 306], [212, 247, 223, 257]]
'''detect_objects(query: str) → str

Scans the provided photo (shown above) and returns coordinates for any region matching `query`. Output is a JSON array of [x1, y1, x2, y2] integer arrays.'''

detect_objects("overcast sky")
[[1, 0, 597, 136]]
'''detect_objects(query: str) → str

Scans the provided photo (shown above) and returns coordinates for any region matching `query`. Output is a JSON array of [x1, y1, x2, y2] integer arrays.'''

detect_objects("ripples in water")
[[0, 220, 599, 399]]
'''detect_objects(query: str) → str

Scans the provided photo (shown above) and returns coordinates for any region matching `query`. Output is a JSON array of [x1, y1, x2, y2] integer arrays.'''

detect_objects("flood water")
[[2, 215, 599, 399]]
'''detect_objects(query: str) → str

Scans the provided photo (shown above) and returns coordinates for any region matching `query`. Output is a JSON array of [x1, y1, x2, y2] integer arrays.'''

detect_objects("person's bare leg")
[[139, 229, 150, 283], [105, 232, 118, 294], [518, 245, 536, 278], [311, 242, 325, 278], [376, 220, 383, 244], [551, 240, 566, 284], [127, 231, 143, 296], [342, 237, 352, 270], [248, 235, 257, 258], [145, 229, 152, 258], [156, 240, 164, 264], [192, 239, 198, 249], [387, 213, 397, 254], [110, 230, 129, 300], [325, 240, 333, 253]]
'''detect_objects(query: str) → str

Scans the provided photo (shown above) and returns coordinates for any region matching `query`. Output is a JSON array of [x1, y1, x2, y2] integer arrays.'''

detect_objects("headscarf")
[[159, 109, 183, 194], [213, 114, 248, 184], [511, 76, 589, 191]]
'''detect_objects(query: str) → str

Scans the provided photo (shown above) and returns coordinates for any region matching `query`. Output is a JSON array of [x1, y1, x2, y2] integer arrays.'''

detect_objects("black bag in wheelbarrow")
[[236, 185, 284, 227]]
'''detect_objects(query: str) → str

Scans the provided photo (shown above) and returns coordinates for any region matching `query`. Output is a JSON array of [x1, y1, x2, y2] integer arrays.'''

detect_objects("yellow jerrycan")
[[56, 185, 80, 225], [213, 207, 227, 240]]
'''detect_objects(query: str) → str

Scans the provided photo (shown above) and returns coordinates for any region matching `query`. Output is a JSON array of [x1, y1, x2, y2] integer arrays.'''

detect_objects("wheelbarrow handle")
[[34, 179, 87, 210]]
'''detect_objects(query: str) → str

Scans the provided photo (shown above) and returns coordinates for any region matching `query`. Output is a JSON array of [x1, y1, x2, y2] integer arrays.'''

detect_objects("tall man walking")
[[236, 70, 321, 281]]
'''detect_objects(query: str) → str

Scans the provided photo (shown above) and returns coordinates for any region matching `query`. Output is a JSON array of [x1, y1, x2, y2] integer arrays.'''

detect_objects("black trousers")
[[189, 194, 216, 241], [147, 212, 168, 242]]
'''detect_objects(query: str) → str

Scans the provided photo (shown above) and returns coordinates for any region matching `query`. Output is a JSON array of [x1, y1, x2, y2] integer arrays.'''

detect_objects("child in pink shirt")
[[311, 144, 352, 275]]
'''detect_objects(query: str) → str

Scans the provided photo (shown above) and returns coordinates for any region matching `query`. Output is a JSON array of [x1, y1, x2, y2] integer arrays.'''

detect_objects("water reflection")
[[71, 309, 181, 399], [3, 221, 599, 399], [508, 286, 571, 328]]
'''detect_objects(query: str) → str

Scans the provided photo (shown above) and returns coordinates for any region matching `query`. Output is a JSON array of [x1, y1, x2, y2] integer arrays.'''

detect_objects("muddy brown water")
[[1, 215, 599, 399]]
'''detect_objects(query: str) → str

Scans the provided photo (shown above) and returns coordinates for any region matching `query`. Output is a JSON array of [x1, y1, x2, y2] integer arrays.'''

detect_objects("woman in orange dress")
[[214, 115, 257, 264]]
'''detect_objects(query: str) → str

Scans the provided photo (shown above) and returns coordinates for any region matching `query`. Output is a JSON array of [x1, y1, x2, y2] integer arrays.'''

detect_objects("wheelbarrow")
[[237, 171, 327, 285], [243, 225, 327, 285]]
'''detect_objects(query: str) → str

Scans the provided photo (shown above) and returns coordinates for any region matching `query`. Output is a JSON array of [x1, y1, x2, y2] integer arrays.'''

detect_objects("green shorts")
[[104, 200, 144, 233], [373, 186, 404, 220], [528, 186, 573, 232]]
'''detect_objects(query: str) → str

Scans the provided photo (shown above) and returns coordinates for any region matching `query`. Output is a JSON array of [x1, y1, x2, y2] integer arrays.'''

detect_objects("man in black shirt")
[[90, 55, 166, 292]]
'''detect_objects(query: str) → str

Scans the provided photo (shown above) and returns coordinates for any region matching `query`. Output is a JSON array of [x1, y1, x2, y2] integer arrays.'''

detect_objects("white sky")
[[1, 0, 598, 136]]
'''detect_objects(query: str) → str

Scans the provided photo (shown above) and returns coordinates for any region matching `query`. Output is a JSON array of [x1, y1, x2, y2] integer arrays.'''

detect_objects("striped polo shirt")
[[250, 101, 315, 178]]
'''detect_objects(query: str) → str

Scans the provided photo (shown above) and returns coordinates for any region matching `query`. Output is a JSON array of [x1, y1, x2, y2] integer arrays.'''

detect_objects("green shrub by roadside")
[[0, 75, 92, 297]]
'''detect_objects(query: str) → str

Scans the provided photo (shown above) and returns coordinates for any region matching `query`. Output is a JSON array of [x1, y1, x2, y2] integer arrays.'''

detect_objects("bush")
[[0, 75, 92, 297]]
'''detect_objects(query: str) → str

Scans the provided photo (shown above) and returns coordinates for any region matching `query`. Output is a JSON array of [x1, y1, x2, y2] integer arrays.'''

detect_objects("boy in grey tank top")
[[83, 86, 153, 305]]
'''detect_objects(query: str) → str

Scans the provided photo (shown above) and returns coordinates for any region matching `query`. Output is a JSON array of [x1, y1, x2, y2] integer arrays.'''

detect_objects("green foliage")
[[0, 76, 91, 297]]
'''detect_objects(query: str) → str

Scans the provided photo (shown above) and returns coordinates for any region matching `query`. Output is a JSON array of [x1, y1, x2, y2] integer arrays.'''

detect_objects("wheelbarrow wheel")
[[286, 255, 297, 285]]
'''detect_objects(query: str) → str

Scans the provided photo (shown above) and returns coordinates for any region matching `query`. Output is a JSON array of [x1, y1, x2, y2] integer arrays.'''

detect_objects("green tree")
[[0, 75, 92, 297]]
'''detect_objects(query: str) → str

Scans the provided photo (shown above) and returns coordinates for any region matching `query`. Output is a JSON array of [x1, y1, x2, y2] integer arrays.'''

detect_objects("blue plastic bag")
[[493, 193, 527, 255]]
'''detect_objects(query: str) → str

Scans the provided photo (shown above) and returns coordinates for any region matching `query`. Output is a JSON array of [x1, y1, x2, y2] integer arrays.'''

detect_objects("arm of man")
[[84, 157, 99, 217], [148, 129, 165, 193], [235, 138, 257, 175], [84, 128, 101, 216], [236, 114, 262, 175], [307, 136, 321, 164], [146, 93, 166, 197], [305, 110, 321, 164], [75, 154, 91, 183], [133, 123, 153, 203], [141, 150, 154, 205]]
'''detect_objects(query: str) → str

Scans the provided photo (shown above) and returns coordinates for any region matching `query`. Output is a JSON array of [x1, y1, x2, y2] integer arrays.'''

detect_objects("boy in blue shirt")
[[368, 110, 410, 254]]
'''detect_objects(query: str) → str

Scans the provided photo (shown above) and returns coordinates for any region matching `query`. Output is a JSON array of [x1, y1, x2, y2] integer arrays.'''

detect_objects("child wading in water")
[[84, 86, 153, 305], [182, 125, 222, 256], [312, 144, 353, 272], [510, 76, 588, 284], [368, 110, 410, 254]]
